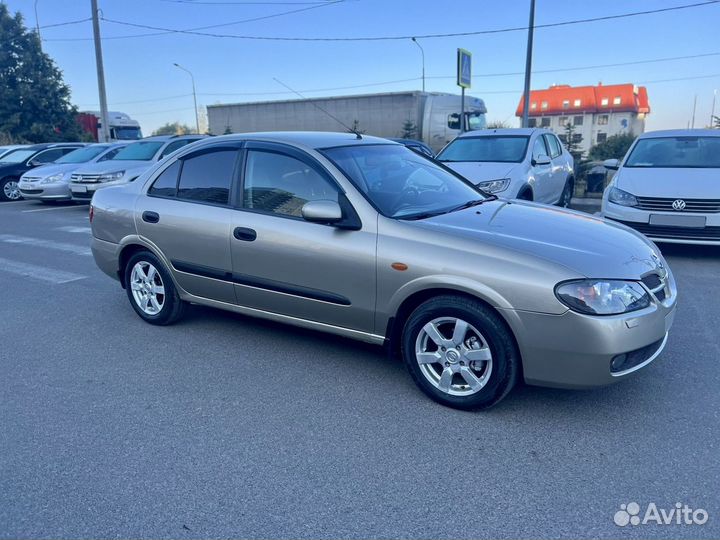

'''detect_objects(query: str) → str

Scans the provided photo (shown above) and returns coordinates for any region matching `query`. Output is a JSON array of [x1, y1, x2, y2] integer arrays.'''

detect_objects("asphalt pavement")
[[0, 199, 718, 539]]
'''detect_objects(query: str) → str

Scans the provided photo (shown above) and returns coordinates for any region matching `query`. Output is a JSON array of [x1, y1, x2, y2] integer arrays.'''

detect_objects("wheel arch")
[[117, 238, 172, 289], [517, 184, 534, 200]]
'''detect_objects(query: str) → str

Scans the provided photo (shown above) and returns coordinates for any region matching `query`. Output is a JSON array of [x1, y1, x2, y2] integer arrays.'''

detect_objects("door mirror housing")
[[301, 200, 343, 224], [603, 158, 620, 170], [27, 159, 42, 167], [533, 154, 551, 166]]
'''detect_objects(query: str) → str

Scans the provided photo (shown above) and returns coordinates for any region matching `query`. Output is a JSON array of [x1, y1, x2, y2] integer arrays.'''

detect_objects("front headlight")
[[608, 186, 638, 207], [41, 173, 65, 184], [555, 279, 650, 315], [98, 171, 125, 182], [477, 178, 510, 193]]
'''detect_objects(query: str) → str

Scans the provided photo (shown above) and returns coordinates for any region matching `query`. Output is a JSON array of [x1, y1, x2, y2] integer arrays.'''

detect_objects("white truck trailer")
[[207, 91, 487, 153]]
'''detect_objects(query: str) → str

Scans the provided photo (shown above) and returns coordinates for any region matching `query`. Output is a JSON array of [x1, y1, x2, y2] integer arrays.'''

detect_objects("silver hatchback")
[[90, 132, 677, 409]]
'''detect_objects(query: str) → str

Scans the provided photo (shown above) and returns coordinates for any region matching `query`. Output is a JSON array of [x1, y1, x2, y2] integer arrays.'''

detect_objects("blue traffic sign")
[[457, 48, 472, 89]]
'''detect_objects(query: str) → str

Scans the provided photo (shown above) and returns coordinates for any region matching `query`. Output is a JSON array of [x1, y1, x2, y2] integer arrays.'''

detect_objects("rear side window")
[[148, 161, 181, 197], [177, 149, 237, 205]]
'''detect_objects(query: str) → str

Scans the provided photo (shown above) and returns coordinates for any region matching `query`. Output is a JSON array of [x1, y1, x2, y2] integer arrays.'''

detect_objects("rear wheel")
[[557, 178, 574, 208], [124, 251, 186, 325], [401, 295, 520, 410], [0, 177, 22, 201]]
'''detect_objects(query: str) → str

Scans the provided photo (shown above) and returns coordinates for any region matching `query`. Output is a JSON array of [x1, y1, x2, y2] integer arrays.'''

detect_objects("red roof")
[[516, 83, 650, 116]]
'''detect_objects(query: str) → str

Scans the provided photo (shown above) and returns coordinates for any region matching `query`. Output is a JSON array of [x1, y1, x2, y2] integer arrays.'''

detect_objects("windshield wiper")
[[449, 195, 498, 212]]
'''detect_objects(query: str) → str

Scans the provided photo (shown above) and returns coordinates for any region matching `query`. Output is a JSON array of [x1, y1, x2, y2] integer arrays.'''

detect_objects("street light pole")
[[174, 63, 200, 134], [711, 89, 717, 127], [691, 94, 697, 129], [411, 37, 425, 93], [520, 0, 536, 128], [91, 0, 110, 142]]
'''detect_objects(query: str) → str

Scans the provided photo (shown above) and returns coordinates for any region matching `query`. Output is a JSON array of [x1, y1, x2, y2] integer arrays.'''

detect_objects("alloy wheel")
[[415, 317, 493, 396], [130, 261, 166, 315], [3, 180, 21, 200]]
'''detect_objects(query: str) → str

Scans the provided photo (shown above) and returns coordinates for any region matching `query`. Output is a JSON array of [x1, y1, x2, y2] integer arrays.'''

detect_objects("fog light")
[[611, 354, 627, 372]]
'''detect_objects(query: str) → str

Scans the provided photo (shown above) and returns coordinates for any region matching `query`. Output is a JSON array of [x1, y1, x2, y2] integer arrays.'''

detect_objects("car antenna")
[[273, 78, 362, 139]]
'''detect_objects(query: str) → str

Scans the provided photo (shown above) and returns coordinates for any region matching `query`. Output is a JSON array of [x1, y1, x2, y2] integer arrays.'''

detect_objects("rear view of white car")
[[601, 129, 720, 244], [436, 128, 575, 206]]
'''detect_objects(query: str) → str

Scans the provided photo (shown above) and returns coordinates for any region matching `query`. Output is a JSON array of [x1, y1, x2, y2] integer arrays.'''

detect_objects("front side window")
[[177, 149, 237, 205], [112, 141, 164, 161], [437, 136, 529, 164], [243, 150, 338, 218], [323, 144, 484, 219], [532, 136, 548, 159], [56, 145, 109, 164], [34, 148, 71, 163], [625, 137, 720, 168], [447, 114, 461, 130], [544, 134, 562, 158]]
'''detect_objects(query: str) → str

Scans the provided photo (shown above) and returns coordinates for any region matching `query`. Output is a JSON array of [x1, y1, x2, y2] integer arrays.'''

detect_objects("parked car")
[[0, 143, 86, 201], [68, 135, 205, 202], [388, 138, 435, 158], [89, 132, 676, 410], [18, 143, 127, 203], [601, 129, 720, 245], [0, 145, 27, 160], [436, 128, 575, 206]]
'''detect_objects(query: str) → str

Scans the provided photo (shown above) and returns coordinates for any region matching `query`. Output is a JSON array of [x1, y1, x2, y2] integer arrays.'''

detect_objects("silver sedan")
[[89, 132, 677, 410]]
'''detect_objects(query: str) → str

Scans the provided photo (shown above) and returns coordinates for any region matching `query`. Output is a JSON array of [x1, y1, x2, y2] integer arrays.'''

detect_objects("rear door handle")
[[142, 211, 159, 224], [233, 227, 257, 242]]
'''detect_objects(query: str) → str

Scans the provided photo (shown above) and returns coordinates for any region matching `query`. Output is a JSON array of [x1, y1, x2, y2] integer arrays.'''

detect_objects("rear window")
[[437, 136, 529, 163], [625, 137, 720, 168]]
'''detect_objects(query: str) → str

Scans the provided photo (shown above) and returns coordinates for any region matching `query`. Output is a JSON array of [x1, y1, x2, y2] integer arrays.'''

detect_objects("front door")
[[230, 143, 377, 333], [529, 135, 553, 203]]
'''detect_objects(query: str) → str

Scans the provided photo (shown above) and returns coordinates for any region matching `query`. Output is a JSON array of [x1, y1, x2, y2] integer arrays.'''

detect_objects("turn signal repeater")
[[391, 262, 408, 271]]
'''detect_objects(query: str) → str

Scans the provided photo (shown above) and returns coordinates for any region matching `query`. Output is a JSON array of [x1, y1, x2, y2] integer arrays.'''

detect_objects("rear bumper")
[[91, 237, 121, 282], [506, 274, 677, 388]]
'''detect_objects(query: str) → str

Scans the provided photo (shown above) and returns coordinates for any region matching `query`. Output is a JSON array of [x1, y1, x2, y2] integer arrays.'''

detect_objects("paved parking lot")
[[0, 199, 718, 539]]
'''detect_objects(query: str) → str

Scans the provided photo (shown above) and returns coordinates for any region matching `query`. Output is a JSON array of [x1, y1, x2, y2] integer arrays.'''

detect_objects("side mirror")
[[533, 154, 551, 166], [301, 200, 343, 224], [603, 158, 620, 170], [27, 159, 41, 167]]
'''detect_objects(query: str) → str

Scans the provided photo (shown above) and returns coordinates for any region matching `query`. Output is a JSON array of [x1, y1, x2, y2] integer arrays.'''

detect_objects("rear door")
[[229, 142, 377, 333], [135, 143, 241, 304]]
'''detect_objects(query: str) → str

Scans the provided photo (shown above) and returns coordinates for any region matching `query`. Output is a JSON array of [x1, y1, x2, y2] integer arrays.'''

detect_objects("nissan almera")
[[89, 132, 677, 409]]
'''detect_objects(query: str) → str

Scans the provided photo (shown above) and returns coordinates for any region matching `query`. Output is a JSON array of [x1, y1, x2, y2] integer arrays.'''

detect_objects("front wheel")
[[124, 251, 186, 325], [0, 178, 22, 201], [401, 295, 520, 410]]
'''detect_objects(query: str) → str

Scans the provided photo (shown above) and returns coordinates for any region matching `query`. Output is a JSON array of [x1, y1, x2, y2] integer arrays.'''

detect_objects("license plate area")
[[649, 214, 706, 228], [71, 185, 87, 193]]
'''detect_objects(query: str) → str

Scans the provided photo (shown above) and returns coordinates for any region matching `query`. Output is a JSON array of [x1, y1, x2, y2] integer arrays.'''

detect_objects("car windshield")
[[437, 136, 529, 163], [111, 141, 163, 161], [625, 136, 720, 168], [112, 127, 143, 140], [321, 144, 485, 219], [0, 149, 36, 163], [55, 145, 109, 164]]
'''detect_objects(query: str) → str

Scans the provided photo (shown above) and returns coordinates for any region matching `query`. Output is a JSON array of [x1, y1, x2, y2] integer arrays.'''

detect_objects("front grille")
[[19, 188, 42, 194], [70, 174, 101, 184], [22, 176, 41, 182], [641, 271, 669, 304], [641, 274, 661, 289], [636, 196, 720, 213], [615, 219, 720, 241]]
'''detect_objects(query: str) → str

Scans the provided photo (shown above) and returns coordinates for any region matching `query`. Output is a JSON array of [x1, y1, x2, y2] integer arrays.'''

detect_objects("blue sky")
[[6, 0, 720, 134]]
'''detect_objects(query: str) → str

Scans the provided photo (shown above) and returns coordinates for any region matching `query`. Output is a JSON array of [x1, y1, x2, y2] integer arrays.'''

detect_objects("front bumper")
[[603, 200, 720, 245], [18, 181, 72, 201], [508, 272, 677, 388]]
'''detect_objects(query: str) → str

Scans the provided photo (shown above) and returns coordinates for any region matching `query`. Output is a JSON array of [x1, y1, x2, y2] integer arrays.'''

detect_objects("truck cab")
[[423, 95, 487, 152]]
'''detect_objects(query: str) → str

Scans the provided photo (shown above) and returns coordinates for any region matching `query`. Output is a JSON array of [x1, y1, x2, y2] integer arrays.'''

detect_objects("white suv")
[[601, 129, 720, 245], [436, 128, 575, 206]]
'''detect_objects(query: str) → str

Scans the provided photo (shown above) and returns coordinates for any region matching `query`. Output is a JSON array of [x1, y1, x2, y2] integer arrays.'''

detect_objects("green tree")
[[562, 122, 584, 160], [588, 132, 636, 161], [400, 119, 417, 139], [713, 115, 720, 129], [152, 122, 192, 136], [0, 5, 83, 142]]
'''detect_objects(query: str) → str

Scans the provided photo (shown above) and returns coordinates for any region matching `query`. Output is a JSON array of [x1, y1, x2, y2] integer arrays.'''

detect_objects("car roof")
[[202, 131, 400, 150], [24, 142, 86, 151], [454, 128, 542, 138], [638, 129, 720, 139]]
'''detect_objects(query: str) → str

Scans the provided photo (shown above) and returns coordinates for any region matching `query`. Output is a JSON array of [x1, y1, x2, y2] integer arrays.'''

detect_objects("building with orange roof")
[[516, 83, 650, 155]]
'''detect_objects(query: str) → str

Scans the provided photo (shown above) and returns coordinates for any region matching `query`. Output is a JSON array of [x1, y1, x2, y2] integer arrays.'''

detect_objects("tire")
[[557, 178, 574, 208], [0, 177, 22, 201], [124, 250, 186, 325], [401, 295, 520, 410]]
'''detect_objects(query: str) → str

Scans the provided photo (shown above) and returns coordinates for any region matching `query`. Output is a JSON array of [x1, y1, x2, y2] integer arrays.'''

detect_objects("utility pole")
[[174, 63, 200, 134], [34, 0, 41, 43], [710, 89, 717, 127], [91, 0, 111, 142], [520, 0, 536, 128], [411, 38, 425, 93], [691, 94, 697, 129]]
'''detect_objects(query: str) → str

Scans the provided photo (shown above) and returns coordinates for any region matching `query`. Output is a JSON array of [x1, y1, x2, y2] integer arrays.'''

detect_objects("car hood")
[[413, 200, 662, 279], [21, 163, 80, 179], [73, 160, 152, 175], [616, 167, 720, 198], [441, 162, 518, 184]]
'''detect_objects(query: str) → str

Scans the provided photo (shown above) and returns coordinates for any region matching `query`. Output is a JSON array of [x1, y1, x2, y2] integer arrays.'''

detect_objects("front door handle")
[[142, 211, 160, 223], [233, 227, 257, 241]]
